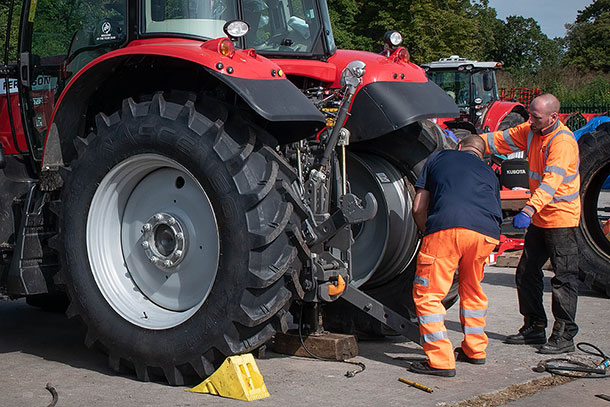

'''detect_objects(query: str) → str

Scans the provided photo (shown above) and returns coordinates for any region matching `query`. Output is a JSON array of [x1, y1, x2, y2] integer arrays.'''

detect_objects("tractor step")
[[273, 331, 358, 361]]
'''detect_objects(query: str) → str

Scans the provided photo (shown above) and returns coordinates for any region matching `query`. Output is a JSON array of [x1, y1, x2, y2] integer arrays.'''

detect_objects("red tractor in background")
[[422, 55, 529, 138], [1, 0, 459, 385]]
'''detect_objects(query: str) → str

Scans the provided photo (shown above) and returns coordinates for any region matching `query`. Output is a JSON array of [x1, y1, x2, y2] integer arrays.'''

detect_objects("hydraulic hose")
[[534, 342, 610, 378]]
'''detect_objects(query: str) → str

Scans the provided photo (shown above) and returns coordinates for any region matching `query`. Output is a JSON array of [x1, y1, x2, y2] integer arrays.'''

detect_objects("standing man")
[[409, 135, 502, 377], [480, 94, 580, 354]]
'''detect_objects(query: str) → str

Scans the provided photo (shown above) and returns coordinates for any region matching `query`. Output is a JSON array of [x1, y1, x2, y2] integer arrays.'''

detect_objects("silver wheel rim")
[[87, 154, 220, 329]]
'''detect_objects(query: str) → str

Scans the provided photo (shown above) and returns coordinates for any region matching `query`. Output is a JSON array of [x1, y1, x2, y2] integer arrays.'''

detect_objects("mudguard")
[[277, 49, 459, 142], [42, 38, 325, 167], [483, 101, 528, 132], [346, 80, 459, 142]]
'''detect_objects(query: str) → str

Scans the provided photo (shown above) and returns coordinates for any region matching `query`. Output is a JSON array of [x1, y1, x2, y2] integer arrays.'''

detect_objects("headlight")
[[384, 30, 403, 47], [223, 20, 250, 40]]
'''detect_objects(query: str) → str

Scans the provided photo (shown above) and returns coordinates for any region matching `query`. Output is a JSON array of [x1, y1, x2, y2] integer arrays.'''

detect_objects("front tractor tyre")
[[59, 94, 302, 384]]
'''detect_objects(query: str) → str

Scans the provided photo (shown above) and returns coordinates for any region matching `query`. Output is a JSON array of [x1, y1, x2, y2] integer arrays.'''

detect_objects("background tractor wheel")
[[577, 123, 610, 296], [498, 112, 525, 131], [57, 93, 304, 384]]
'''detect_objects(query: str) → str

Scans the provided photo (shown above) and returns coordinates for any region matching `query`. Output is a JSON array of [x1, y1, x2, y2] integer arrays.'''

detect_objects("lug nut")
[[141, 241, 149, 249], [150, 256, 159, 264], [176, 233, 184, 241], [164, 260, 172, 267], [175, 250, 183, 257], [142, 223, 152, 232], [168, 217, 176, 225], [154, 214, 163, 222]]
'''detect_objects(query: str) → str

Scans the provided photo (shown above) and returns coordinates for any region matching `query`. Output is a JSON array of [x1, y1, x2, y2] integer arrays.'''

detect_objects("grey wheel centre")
[[87, 154, 220, 329]]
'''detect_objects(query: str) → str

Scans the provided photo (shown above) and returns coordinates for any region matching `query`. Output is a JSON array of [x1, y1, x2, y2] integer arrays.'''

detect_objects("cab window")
[[143, 0, 238, 39]]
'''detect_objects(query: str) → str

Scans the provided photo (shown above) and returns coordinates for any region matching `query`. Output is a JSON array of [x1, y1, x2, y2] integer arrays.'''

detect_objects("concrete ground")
[[0, 265, 608, 407]]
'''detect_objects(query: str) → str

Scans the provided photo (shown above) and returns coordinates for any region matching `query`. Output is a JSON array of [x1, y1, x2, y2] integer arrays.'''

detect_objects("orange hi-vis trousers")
[[413, 228, 498, 369]]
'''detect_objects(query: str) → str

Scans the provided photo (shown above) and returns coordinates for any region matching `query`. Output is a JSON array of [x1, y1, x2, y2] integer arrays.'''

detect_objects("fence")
[[500, 88, 609, 130], [498, 87, 542, 108], [559, 104, 610, 130]]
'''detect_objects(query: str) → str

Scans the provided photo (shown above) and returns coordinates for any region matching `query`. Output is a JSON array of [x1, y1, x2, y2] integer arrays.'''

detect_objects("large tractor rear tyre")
[[577, 123, 610, 296], [58, 94, 303, 384]]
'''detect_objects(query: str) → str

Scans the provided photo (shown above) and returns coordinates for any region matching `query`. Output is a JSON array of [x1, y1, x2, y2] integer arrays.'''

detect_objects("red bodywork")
[[276, 49, 428, 89], [0, 78, 54, 154], [1, 37, 289, 159], [481, 100, 525, 132]]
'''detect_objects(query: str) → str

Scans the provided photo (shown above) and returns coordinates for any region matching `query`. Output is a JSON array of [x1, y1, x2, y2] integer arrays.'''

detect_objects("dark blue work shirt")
[[415, 150, 502, 239]]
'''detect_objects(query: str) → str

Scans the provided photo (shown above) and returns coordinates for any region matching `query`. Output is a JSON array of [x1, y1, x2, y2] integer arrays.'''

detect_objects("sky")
[[488, 0, 594, 39]]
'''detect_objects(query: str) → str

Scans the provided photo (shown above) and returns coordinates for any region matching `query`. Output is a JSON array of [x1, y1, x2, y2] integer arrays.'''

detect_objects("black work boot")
[[454, 347, 486, 365], [539, 322, 575, 354], [504, 323, 547, 344], [408, 361, 456, 377]]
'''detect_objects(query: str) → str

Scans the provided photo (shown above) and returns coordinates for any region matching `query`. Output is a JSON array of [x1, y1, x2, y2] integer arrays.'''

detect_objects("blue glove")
[[513, 211, 531, 229]]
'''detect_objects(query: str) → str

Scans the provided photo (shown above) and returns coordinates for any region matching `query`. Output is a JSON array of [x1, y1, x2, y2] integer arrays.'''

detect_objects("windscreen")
[[427, 70, 471, 107], [143, 0, 324, 54], [242, 0, 322, 54], [143, 0, 238, 38]]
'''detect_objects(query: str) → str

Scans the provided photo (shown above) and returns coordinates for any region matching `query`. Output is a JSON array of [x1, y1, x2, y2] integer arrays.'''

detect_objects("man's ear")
[[551, 111, 559, 122]]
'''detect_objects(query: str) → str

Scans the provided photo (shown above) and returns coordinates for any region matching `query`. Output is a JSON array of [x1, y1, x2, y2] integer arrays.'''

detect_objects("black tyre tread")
[[57, 93, 304, 384], [577, 124, 610, 296], [498, 112, 525, 131]]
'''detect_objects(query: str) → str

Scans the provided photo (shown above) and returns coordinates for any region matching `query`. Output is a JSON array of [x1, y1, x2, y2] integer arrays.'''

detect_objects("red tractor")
[[1, 0, 459, 384], [422, 55, 528, 138]]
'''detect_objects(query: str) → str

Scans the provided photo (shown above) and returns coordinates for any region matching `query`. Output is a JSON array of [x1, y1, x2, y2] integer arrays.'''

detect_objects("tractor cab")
[[422, 55, 527, 135], [422, 55, 500, 128], [1, 0, 337, 161]]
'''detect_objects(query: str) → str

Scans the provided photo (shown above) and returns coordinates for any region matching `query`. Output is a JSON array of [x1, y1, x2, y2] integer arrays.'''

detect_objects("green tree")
[[564, 0, 610, 72], [490, 15, 558, 81], [0, 0, 22, 62], [327, 0, 374, 50]]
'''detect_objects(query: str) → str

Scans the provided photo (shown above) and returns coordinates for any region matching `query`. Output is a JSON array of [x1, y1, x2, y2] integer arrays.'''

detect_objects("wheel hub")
[[140, 212, 187, 270]]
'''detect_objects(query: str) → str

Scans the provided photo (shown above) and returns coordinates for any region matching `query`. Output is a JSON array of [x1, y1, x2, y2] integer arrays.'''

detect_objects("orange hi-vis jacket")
[[480, 119, 580, 228]]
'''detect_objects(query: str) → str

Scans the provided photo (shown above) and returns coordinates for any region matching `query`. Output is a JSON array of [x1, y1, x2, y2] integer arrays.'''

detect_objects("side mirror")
[[151, 0, 165, 21], [483, 71, 494, 92]]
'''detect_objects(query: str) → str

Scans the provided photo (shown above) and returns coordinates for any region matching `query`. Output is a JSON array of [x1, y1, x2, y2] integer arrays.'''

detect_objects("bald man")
[[479, 94, 580, 354], [409, 135, 502, 377]]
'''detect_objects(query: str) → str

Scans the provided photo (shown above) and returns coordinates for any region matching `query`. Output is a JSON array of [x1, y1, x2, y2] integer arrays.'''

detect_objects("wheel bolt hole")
[[175, 176, 185, 189]]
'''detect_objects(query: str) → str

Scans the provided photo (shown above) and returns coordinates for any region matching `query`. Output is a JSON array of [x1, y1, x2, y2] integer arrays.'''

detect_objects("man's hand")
[[513, 211, 531, 229]]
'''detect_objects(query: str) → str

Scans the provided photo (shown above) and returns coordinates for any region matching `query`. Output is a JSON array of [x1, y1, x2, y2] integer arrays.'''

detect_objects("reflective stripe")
[[460, 308, 487, 318], [502, 129, 520, 153], [563, 172, 578, 183], [526, 130, 534, 156], [545, 130, 575, 160], [551, 191, 579, 203], [463, 326, 486, 335], [422, 330, 448, 343], [418, 313, 445, 325], [529, 170, 543, 181], [414, 275, 429, 287], [485, 132, 499, 154], [544, 165, 566, 177], [539, 183, 556, 196]]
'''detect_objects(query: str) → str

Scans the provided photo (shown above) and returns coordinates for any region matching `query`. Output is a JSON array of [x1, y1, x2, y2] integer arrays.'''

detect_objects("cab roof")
[[422, 55, 501, 70]]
